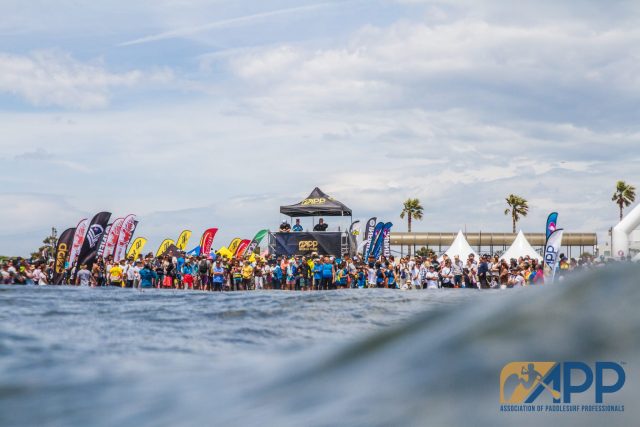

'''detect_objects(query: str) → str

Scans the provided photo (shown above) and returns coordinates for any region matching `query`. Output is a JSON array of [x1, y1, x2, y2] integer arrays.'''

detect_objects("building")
[[390, 231, 598, 258]]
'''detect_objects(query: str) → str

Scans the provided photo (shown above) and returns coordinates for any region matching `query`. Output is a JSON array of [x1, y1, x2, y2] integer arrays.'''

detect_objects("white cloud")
[[0, 102, 637, 256], [0, 50, 173, 109], [223, 18, 640, 129], [0, 193, 82, 234]]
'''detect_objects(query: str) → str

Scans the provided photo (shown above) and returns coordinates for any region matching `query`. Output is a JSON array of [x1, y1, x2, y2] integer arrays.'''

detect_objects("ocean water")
[[1, 266, 637, 426]]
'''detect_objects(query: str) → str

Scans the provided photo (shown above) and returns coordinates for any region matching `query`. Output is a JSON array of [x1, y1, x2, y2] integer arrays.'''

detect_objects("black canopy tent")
[[279, 187, 352, 218], [273, 187, 356, 257]]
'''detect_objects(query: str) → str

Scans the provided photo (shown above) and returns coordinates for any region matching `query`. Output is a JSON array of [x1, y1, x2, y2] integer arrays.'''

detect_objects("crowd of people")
[[0, 249, 616, 289]]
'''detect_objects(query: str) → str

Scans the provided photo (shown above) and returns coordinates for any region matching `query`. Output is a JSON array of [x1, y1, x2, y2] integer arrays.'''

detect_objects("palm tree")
[[612, 180, 636, 221], [504, 194, 529, 233], [400, 198, 424, 233], [400, 198, 423, 256]]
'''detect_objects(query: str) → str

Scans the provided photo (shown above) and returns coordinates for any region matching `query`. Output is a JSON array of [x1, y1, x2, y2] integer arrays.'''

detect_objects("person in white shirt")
[[126, 261, 140, 288], [452, 255, 464, 288], [419, 261, 429, 288], [262, 264, 272, 289], [425, 265, 439, 289], [32, 264, 48, 285], [367, 264, 377, 288], [254, 263, 265, 290], [397, 261, 408, 288], [440, 260, 453, 288], [411, 264, 422, 289], [122, 261, 130, 285], [0, 265, 10, 284], [508, 268, 525, 288], [76, 265, 92, 287], [467, 254, 478, 269], [7, 261, 17, 278]]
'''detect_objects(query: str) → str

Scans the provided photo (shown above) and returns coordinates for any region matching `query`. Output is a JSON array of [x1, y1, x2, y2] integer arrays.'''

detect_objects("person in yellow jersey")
[[241, 261, 254, 290], [109, 260, 124, 287]]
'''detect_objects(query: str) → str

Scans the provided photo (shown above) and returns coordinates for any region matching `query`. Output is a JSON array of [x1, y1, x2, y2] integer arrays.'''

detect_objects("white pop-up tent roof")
[[633, 252, 640, 262], [500, 230, 542, 261], [439, 230, 478, 261]]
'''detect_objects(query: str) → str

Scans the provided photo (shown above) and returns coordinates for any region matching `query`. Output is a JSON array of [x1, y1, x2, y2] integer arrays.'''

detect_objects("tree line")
[[400, 180, 636, 234]]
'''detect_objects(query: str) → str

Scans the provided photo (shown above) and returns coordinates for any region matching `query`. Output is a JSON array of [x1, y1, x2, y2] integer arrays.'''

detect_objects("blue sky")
[[1, 0, 639, 255]]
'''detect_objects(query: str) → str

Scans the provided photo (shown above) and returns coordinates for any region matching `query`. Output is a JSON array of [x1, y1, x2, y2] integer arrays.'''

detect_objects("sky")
[[1, 0, 639, 256]]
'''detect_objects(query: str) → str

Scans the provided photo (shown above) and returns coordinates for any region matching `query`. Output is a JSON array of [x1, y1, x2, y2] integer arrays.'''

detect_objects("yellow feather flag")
[[227, 238, 241, 256], [176, 230, 192, 251], [216, 246, 234, 259], [126, 237, 147, 261], [156, 239, 175, 258]]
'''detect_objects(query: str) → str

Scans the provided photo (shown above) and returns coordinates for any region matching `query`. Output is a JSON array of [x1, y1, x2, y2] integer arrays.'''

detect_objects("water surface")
[[1, 267, 637, 426]]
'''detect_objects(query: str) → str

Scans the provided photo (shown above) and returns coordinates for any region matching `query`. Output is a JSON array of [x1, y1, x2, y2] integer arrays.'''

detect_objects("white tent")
[[439, 230, 478, 261], [632, 252, 640, 262], [500, 230, 542, 261]]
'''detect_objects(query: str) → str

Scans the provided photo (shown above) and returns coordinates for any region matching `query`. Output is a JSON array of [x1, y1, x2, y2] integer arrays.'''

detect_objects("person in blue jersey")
[[176, 252, 185, 282], [385, 266, 397, 289], [285, 258, 297, 291], [320, 256, 335, 290], [292, 219, 303, 232], [212, 259, 225, 292], [272, 262, 283, 290], [313, 258, 323, 290], [181, 258, 194, 289], [139, 263, 158, 289], [356, 267, 366, 288], [375, 263, 386, 288]]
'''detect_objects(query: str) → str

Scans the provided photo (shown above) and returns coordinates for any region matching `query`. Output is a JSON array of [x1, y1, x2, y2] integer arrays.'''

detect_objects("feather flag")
[[114, 214, 137, 262], [235, 239, 251, 258], [76, 212, 112, 267], [362, 217, 377, 257], [544, 229, 564, 284], [127, 237, 147, 261], [53, 228, 75, 284], [103, 217, 124, 259], [156, 239, 176, 257], [69, 218, 88, 267], [365, 222, 385, 260], [199, 228, 219, 256], [227, 238, 242, 256], [176, 230, 192, 251], [545, 212, 559, 242], [244, 230, 268, 257]]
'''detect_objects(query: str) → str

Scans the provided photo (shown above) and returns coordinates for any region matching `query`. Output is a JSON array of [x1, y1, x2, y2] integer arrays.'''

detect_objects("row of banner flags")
[[54, 211, 114, 284], [359, 217, 393, 260], [53, 210, 563, 284], [151, 229, 268, 260], [53, 211, 270, 285]]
